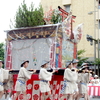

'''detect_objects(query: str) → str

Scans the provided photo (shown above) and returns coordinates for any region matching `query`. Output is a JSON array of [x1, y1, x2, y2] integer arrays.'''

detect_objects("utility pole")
[[88, 0, 100, 76], [97, 0, 100, 77], [86, 34, 98, 74], [94, 0, 96, 74]]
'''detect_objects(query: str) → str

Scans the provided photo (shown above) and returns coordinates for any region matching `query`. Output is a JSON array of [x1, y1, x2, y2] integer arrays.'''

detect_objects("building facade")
[[41, 0, 100, 61]]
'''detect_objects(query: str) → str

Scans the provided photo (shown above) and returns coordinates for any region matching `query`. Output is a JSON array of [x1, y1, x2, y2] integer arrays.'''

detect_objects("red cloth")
[[88, 86, 100, 96]]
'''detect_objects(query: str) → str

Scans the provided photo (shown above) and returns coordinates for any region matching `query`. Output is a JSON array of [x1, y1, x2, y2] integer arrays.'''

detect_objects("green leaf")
[[11, 0, 45, 28], [77, 49, 89, 67]]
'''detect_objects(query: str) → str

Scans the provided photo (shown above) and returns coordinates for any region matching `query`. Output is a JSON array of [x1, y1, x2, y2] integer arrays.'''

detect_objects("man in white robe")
[[3, 74, 14, 100], [13, 60, 36, 100], [72, 59, 79, 100], [60, 61, 78, 100], [77, 63, 90, 100], [39, 61, 55, 100], [0, 60, 9, 99]]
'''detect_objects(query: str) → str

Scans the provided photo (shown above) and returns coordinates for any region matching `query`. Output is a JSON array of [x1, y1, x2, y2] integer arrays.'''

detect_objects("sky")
[[0, 0, 40, 43]]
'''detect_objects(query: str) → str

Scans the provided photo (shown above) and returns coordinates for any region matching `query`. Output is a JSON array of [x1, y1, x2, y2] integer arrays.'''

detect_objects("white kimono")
[[39, 68, 52, 92], [0, 68, 9, 91], [3, 74, 14, 90], [79, 73, 90, 94], [62, 68, 78, 94], [15, 67, 33, 92]]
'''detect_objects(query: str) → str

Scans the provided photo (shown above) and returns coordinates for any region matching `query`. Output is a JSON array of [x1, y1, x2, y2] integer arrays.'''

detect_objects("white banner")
[[73, 23, 83, 43], [11, 38, 53, 70]]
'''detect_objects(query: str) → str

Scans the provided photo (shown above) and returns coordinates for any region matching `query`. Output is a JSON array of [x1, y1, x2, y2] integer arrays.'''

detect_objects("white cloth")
[[17, 67, 33, 81], [15, 80, 26, 92], [79, 73, 90, 94], [39, 68, 52, 81], [0, 68, 9, 91], [3, 74, 14, 90], [12, 39, 51, 70], [39, 68, 53, 92], [64, 68, 78, 82], [39, 81, 50, 92], [15, 67, 33, 92], [62, 68, 78, 94], [0, 68, 1, 73]]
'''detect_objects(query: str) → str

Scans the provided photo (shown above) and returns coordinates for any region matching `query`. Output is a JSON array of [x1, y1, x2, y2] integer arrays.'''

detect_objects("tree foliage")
[[77, 49, 88, 67], [0, 43, 4, 61], [51, 9, 62, 24], [94, 58, 100, 65], [15, 0, 45, 28], [94, 58, 100, 76]]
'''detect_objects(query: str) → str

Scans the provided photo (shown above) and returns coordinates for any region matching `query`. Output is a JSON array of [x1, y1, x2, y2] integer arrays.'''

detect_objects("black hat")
[[21, 60, 29, 67], [0, 60, 4, 64]]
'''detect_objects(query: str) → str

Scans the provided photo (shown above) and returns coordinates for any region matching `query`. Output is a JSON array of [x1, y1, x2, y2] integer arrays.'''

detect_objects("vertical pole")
[[94, 0, 96, 73], [97, 0, 100, 76]]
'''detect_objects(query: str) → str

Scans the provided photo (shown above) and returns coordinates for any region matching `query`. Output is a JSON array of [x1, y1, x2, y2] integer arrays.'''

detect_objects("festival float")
[[4, 7, 83, 100]]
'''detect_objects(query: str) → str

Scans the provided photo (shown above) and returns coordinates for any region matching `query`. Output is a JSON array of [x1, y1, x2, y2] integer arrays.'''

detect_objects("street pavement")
[[80, 97, 100, 100], [1, 95, 100, 100], [1, 94, 11, 100]]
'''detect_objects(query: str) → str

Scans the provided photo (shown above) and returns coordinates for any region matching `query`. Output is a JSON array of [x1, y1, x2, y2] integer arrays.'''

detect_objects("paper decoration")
[[73, 23, 83, 43]]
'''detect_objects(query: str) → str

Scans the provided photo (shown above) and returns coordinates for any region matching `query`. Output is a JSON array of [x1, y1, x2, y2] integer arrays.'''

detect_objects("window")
[[64, 5, 70, 13], [98, 0, 100, 9]]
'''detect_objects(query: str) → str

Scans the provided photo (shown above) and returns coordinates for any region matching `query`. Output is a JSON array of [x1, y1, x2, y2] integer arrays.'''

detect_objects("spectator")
[[94, 75, 100, 86]]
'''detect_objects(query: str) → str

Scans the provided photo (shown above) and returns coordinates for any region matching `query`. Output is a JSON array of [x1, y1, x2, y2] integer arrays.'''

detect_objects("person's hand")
[[52, 70, 56, 73], [85, 70, 91, 73], [33, 69, 36, 73], [55, 69, 58, 72], [85, 69, 89, 72], [82, 70, 85, 73], [30, 69, 33, 71], [9, 69, 13, 71]]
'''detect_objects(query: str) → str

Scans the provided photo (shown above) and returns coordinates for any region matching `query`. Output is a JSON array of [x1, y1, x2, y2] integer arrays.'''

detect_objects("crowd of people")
[[0, 59, 100, 100], [88, 74, 100, 86]]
